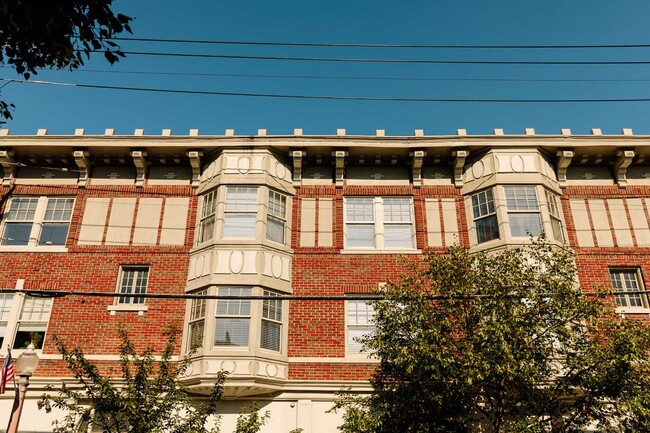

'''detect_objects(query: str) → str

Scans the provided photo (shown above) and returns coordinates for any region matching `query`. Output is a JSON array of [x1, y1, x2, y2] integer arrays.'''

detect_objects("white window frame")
[[471, 189, 500, 244], [266, 190, 287, 245], [107, 266, 150, 314], [198, 190, 217, 244], [504, 185, 543, 238], [344, 196, 416, 251], [609, 268, 650, 313], [544, 189, 565, 242], [214, 287, 252, 348], [187, 290, 207, 351], [0, 292, 53, 350], [223, 186, 259, 239], [346, 299, 376, 356], [182, 286, 288, 356], [0, 196, 74, 250], [260, 290, 283, 352]]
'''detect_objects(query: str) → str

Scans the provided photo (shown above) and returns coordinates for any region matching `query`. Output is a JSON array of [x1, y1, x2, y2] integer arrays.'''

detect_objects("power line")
[[0, 288, 637, 301], [120, 50, 650, 65], [6, 78, 650, 103], [112, 37, 650, 50], [17, 66, 650, 83]]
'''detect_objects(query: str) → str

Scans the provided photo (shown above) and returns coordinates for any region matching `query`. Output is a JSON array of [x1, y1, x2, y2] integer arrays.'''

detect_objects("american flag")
[[0, 350, 14, 394]]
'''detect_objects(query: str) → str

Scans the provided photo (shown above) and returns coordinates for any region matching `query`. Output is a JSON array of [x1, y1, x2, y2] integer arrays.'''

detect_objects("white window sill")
[[615, 306, 650, 315], [340, 249, 422, 255], [0, 245, 68, 253], [107, 304, 148, 316]]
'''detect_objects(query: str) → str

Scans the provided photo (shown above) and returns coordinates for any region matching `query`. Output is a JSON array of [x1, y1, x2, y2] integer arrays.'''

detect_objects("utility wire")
[[0, 288, 640, 301], [6, 78, 650, 103], [111, 37, 650, 50], [16, 66, 650, 83], [119, 50, 650, 65]]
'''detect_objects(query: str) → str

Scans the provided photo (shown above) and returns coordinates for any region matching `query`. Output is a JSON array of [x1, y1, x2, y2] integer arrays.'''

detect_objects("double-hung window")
[[117, 267, 149, 304], [1, 196, 74, 246], [504, 186, 542, 237], [471, 189, 500, 244], [0, 293, 53, 349], [344, 197, 415, 249], [545, 190, 565, 242], [199, 190, 217, 243], [260, 290, 282, 351], [214, 287, 251, 347], [266, 190, 287, 244], [610, 269, 648, 309], [223, 186, 258, 238], [187, 290, 207, 350], [0, 294, 13, 349], [347, 300, 376, 354]]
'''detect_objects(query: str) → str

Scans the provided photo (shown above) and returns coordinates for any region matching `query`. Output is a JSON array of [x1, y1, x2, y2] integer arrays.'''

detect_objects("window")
[[344, 197, 415, 249], [214, 287, 251, 347], [187, 290, 207, 350], [545, 190, 565, 242], [117, 267, 149, 304], [610, 269, 649, 309], [261, 290, 282, 351], [347, 300, 376, 354], [223, 186, 258, 238], [14, 297, 52, 349], [0, 293, 53, 350], [471, 189, 499, 244], [504, 186, 542, 237], [198, 190, 217, 243], [266, 190, 287, 244], [1, 196, 74, 246]]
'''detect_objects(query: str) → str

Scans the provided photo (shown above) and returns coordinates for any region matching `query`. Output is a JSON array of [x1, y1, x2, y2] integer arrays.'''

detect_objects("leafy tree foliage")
[[50, 325, 275, 433], [0, 0, 132, 122], [334, 241, 650, 433]]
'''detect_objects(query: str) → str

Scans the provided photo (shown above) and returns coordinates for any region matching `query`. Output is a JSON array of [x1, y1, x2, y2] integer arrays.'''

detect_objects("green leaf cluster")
[[335, 240, 650, 433], [0, 0, 132, 122], [49, 324, 281, 433]]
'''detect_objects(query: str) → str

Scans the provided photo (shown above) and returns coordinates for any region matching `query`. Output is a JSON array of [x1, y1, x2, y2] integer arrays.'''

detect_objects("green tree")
[[0, 0, 132, 122], [50, 325, 272, 433], [334, 241, 650, 433]]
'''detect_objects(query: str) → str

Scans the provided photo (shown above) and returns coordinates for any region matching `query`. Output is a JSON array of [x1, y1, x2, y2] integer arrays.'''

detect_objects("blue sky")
[[3, 0, 650, 136]]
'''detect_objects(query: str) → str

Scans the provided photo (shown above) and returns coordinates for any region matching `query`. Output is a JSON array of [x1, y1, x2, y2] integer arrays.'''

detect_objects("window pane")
[[44, 198, 74, 221], [14, 330, 45, 349], [551, 218, 564, 242], [268, 191, 287, 219], [346, 224, 375, 248], [384, 224, 414, 249], [39, 223, 70, 245], [223, 214, 257, 238], [118, 268, 148, 304], [472, 190, 496, 218], [476, 215, 500, 244], [347, 326, 374, 354], [6, 198, 38, 221], [346, 198, 374, 222], [610, 270, 646, 308], [1, 223, 32, 245], [261, 320, 281, 351], [200, 215, 215, 243], [266, 216, 285, 244], [505, 186, 539, 211], [0, 294, 13, 320], [188, 320, 205, 350], [225, 187, 258, 211], [214, 318, 250, 346], [509, 214, 543, 237], [383, 198, 412, 222]]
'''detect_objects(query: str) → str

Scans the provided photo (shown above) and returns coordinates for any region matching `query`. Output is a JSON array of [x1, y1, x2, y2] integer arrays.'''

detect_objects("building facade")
[[0, 127, 649, 432]]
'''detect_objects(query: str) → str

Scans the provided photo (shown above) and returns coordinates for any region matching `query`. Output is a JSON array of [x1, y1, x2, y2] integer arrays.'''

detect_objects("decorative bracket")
[[410, 149, 426, 188], [614, 149, 635, 188], [291, 150, 306, 187], [130, 150, 148, 187], [556, 150, 574, 188], [0, 149, 15, 187], [332, 150, 348, 188], [73, 149, 91, 188], [187, 150, 203, 187], [451, 150, 468, 188]]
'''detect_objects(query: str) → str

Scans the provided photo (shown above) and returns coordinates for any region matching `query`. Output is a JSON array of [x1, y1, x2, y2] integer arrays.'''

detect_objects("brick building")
[[0, 127, 648, 432]]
